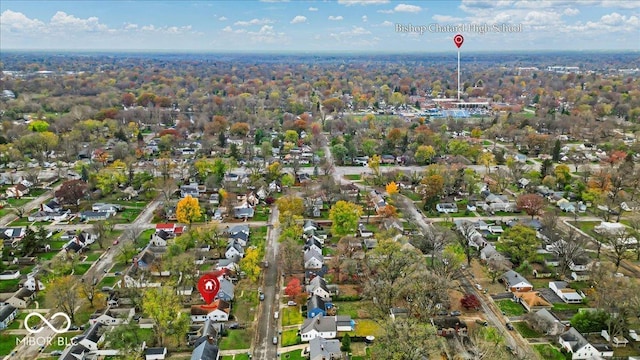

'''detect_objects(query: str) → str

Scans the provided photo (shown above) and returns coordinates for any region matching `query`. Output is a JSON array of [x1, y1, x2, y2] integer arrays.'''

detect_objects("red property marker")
[[453, 34, 464, 48], [197, 273, 221, 304]]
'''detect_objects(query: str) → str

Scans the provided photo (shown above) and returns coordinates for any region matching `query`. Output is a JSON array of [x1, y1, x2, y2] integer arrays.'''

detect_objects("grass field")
[[36, 252, 58, 261], [281, 306, 304, 326], [73, 263, 92, 275], [0, 334, 22, 356], [136, 229, 155, 248], [281, 328, 300, 346], [280, 350, 307, 360], [496, 300, 526, 316], [98, 276, 118, 288], [218, 329, 252, 350], [533, 344, 567, 360], [344, 318, 385, 337], [344, 174, 362, 181], [514, 321, 543, 338], [0, 278, 21, 293]]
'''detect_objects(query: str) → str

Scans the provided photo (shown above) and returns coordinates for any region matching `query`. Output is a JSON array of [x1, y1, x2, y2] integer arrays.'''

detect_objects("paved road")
[[253, 206, 280, 360]]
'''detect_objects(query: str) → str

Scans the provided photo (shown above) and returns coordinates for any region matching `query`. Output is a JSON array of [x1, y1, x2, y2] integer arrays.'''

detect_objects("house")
[[136, 249, 170, 276], [225, 224, 250, 237], [144, 347, 168, 360], [304, 249, 324, 270], [306, 276, 332, 301], [80, 211, 111, 221], [191, 338, 219, 360], [304, 238, 323, 255], [518, 178, 530, 188], [571, 271, 591, 282], [532, 309, 567, 336], [559, 327, 614, 360], [0, 270, 20, 280], [215, 277, 234, 302], [569, 257, 592, 272], [190, 300, 231, 322], [369, 190, 386, 212], [216, 257, 241, 273], [23, 276, 45, 291], [91, 203, 122, 215], [78, 322, 105, 351], [0, 304, 17, 330], [436, 203, 458, 214], [549, 281, 585, 304], [340, 183, 359, 198], [300, 315, 338, 342], [189, 318, 223, 347], [209, 193, 220, 205], [89, 307, 134, 326], [155, 223, 186, 235], [225, 241, 244, 259], [309, 337, 342, 360], [151, 230, 172, 247], [228, 231, 249, 247], [41, 199, 62, 213], [0, 227, 25, 242], [6, 287, 35, 308], [180, 182, 202, 198], [621, 201, 640, 212], [502, 270, 533, 292], [233, 207, 254, 219], [513, 292, 552, 312], [6, 183, 29, 198], [334, 315, 354, 332], [307, 295, 332, 319], [431, 317, 468, 337]]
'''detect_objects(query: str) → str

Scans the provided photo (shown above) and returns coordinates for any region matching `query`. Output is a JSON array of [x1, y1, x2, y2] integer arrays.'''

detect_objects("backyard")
[[496, 299, 526, 316], [218, 329, 252, 350]]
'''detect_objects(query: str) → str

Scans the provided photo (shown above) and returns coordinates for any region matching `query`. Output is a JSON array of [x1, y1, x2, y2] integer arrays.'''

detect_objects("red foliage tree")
[[460, 293, 480, 310], [54, 180, 88, 210], [284, 278, 303, 299], [516, 193, 545, 219]]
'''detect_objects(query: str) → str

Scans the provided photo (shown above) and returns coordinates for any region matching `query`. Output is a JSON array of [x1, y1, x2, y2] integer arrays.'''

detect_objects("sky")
[[1, 0, 639, 52]]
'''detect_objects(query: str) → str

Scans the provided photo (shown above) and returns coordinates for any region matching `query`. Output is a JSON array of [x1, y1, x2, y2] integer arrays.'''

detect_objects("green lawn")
[[343, 318, 385, 337], [344, 174, 362, 181], [36, 251, 58, 261], [73, 263, 92, 275], [136, 229, 155, 248], [85, 252, 101, 262], [49, 240, 68, 250], [401, 191, 422, 202], [98, 276, 118, 288], [533, 344, 567, 360], [233, 288, 259, 323], [281, 306, 304, 326], [44, 331, 82, 352], [0, 278, 21, 292], [553, 302, 587, 311], [0, 334, 22, 356], [218, 329, 252, 350], [333, 301, 372, 319], [496, 300, 526, 316], [280, 350, 307, 360], [281, 329, 300, 347], [252, 207, 270, 222], [514, 321, 543, 338], [6, 198, 31, 207], [111, 208, 143, 224]]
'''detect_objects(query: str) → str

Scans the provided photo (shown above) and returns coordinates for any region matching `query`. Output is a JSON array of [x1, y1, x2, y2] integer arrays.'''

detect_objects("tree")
[[55, 180, 88, 210], [498, 225, 539, 266], [371, 318, 443, 360], [417, 174, 444, 211], [78, 281, 105, 309], [605, 228, 634, 272], [455, 220, 477, 267], [329, 201, 363, 237], [341, 334, 351, 352], [105, 322, 146, 359], [478, 151, 496, 173], [516, 193, 545, 219], [176, 195, 201, 224], [276, 195, 304, 223], [411, 226, 451, 269], [368, 154, 381, 178], [551, 228, 587, 279], [116, 242, 138, 265], [279, 237, 302, 277], [386, 181, 399, 196], [552, 139, 561, 162], [46, 276, 79, 324], [284, 278, 303, 299], [414, 145, 435, 165], [142, 287, 188, 347], [461, 293, 481, 310], [240, 247, 261, 283], [20, 226, 46, 257], [229, 122, 250, 137]]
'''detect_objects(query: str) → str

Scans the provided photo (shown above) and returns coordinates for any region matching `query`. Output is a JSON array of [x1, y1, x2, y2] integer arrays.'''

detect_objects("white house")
[[190, 300, 231, 323], [436, 203, 458, 214], [549, 281, 585, 304], [23, 276, 45, 291], [559, 327, 613, 360], [150, 230, 172, 247], [306, 276, 332, 301], [304, 249, 324, 270], [144, 347, 168, 360], [225, 241, 244, 259], [300, 315, 337, 342]]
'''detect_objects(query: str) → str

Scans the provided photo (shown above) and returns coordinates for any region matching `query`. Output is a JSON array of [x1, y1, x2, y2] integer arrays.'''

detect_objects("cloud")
[[123, 23, 138, 30], [362, 15, 368, 22], [563, 8, 580, 16], [380, 20, 393, 26], [218, 16, 228, 21], [377, 9, 395, 14], [394, 4, 422, 13], [0, 10, 45, 31], [338, 0, 390, 5], [50, 11, 107, 31], [328, 15, 344, 21], [290, 15, 307, 24], [308, 7, 318, 11], [432, 15, 463, 22], [234, 18, 275, 26]]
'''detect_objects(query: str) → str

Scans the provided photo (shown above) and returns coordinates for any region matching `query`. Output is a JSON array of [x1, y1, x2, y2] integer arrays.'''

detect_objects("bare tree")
[[551, 227, 587, 279], [455, 220, 477, 267], [605, 228, 634, 272], [411, 226, 451, 268]]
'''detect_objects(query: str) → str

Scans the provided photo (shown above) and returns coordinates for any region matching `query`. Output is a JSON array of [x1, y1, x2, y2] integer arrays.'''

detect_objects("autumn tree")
[[417, 174, 444, 211], [105, 322, 146, 359], [386, 181, 399, 196], [78, 281, 105, 309], [54, 180, 88, 210], [284, 278, 303, 300], [279, 237, 302, 277], [498, 225, 539, 266], [142, 287, 189, 347], [229, 122, 250, 137], [176, 195, 201, 224], [46, 276, 80, 324], [276, 195, 304, 223], [461, 293, 481, 310], [329, 200, 363, 237], [371, 318, 443, 359], [240, 247, 262, 283], [516, 193, 545, 218], [414, 145, 436, 165]]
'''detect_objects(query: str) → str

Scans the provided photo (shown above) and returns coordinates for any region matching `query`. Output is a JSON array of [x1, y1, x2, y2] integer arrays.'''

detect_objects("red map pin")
[[454, 34, 464, 48], [197, 273, 221, 305]]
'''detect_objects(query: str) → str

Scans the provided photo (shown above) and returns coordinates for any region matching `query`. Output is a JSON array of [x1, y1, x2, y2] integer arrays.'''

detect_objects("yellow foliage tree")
[[176, 195, 201, 224], [386, 182, 399, 196], [240, 247, 262, 283]]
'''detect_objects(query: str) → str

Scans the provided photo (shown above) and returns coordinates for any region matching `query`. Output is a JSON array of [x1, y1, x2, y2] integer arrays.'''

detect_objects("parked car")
[[274, 311, 279, 319], [506, 322, 514, 330], [475, 284, 482, 290], [287, 301, 297, 306], [259, 293, 265, 301], [450, 310, 461, 316], [113, 240, 119, 245], [272, 336, 278, 345], [475, 319, 488, 327]]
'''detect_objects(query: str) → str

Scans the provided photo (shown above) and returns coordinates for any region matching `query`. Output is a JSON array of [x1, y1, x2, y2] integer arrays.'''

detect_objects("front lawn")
[[0, 334, 21, 356], [0, 278, 21, 292], [533, 344, 567, 360], [36, 251, 59, 261], [73, 263, 92, 275], [514, 321, 543, 338], [136, 229, 155, 248], [111, 208, 143, 223], [98, 276, 118, 288], [496, 300, 526, 316], [281, 306, 304, 326], [280, 350, 307, 360], [218, 329, 252, 350], [281, 328, 300, 346]]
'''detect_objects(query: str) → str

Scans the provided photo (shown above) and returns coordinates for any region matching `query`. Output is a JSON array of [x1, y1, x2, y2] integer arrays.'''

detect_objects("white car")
[[274, 311, 279, 319]]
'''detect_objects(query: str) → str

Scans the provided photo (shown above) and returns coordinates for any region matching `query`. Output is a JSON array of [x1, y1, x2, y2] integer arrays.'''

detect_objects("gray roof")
[[217, 278, 234, 299], [84, 322, 103, 343], [308, 295, 327, 311], [304, 248, 323, 263], [191, 339, 219, 360], [560, 327, 589, 352], [226, 224, 249, 235], [309, 337, 341, 360], [307, 276, 329, 293], [0, 304, 17, 322], [534, 308, 560, 324], [503, 270, 532, 287], [301, 315, 337, 334]]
